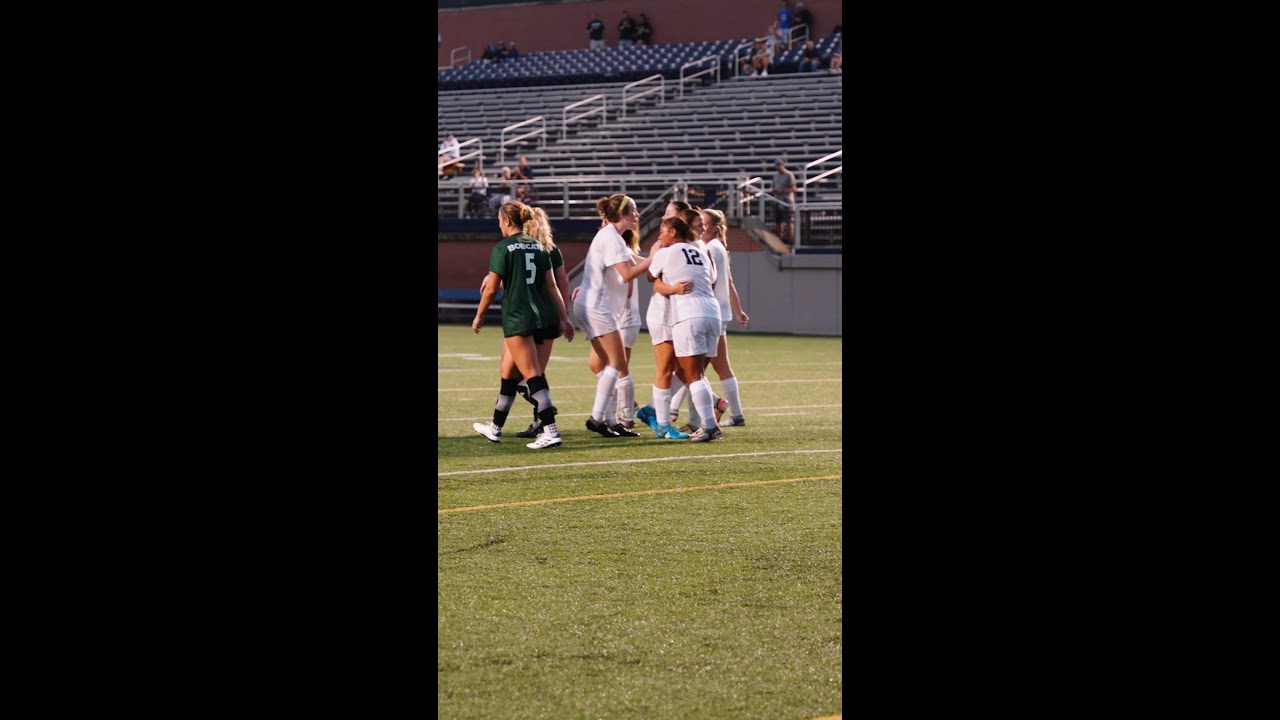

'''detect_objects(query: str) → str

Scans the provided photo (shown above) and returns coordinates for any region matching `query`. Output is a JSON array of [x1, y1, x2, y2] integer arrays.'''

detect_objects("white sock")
[[668, 374, 686, 417], [690, 378, 717, 431], [616, 375, 635, 422], [721, 376, 742, 416], [653, 385, 671, 426], [593, 366, 620, 421], [604, 386, 618, 425]]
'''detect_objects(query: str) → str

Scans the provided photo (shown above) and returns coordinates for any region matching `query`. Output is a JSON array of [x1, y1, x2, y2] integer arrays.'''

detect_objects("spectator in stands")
[[777, 0, 794, 49], [489, 167, 514, 214], [481, 43, 498, 62], [635, 13, 653, 45], [587, 15, 605, 49], [829, 38, 842, 71], [618, 11, 637, 49], [688, 182, 722, 208], [743, 35, 771, 77], [508, 42, 521, 60], [514, 155, 535, 192], [799, 40, 822, 72], [497, 42, 513, 62], [771, 158, 797, 242], [467, 167, 489, 218], [795, 1, 813, 33], [515, 184, 538, 207], [471, 201, 574, 449], [439, 132, 462, 176], [765, 19, 782, 58]]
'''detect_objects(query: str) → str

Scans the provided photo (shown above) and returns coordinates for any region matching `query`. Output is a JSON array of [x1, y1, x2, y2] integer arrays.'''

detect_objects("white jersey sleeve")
[[706, 239, 732, 321], [577, 225, 634, 314]]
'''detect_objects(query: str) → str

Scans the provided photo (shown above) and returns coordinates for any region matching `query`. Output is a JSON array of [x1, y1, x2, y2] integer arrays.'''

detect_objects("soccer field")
[[438, 324, 842, 719]]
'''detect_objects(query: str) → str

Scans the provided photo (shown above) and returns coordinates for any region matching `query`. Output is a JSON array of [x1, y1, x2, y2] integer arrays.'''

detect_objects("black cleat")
[[586, 417, 621, 437], [610, 423, 640, 437], [516, 422, 543, 438]]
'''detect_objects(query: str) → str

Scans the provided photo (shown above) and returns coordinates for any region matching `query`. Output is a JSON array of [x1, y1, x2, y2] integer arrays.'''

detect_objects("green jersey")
[[489, 233, 559, 337]]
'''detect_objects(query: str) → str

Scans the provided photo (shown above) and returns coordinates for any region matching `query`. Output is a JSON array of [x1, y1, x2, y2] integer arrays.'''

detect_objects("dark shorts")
[[776, 204, 792, 222], [511, 326, 561, 344]]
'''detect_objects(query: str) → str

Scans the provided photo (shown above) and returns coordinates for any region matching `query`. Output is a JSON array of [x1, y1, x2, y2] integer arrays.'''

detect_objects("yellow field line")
[[438, 475, 841, 514]]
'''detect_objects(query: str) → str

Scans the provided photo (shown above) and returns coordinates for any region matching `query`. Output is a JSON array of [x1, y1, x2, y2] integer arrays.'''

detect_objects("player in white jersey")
[[665, 207, 728, 430], [635, 201, 696, 439], [573, 227, 665, 432], [698, 208, 749, 425], [646, 213, 724, 441], [571, 194, 655, 438]]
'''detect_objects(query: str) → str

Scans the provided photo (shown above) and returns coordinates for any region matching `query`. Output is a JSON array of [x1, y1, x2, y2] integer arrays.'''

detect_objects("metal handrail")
[[787, 24, 809, 52], [499, 116, 546, 165], [438, 138, 483, 174], [561, 95, 606, 140], [449, 46, 471, 68], [621, 75, 664, 120], [801, 150, 842, 207], [678, 55, 721, 98]]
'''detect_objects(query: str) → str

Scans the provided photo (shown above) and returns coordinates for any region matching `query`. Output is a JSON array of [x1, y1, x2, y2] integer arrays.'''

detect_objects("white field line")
[[439, 403, 842, 422], [439, 359, 843, 370], [439, 474, 842, 514], [438, 448, 841, 477], [758, 412, 815, 416], [438, 378, 842, 392]]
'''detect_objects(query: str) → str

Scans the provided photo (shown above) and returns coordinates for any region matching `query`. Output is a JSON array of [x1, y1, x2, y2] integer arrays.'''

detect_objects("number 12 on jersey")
[[680, 248, 704, 265]]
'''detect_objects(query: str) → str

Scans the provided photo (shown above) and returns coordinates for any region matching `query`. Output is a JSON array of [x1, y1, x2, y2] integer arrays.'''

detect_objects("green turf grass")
[[438, 324, 842, 719]]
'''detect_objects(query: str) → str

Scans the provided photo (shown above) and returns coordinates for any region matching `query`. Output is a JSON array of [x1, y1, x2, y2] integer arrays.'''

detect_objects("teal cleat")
[[635, 405, 660, 433], [656, 424, 690, 440]]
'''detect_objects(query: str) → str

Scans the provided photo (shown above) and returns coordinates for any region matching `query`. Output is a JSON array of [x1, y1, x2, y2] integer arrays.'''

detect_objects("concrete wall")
[[439, 0, 844, 68]]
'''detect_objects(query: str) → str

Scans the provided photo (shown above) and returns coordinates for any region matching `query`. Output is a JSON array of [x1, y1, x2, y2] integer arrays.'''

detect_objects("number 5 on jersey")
[[525, 253, 537, 284]]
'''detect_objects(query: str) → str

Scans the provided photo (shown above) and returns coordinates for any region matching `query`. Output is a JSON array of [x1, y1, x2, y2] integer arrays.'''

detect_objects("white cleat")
[[526, 424, 562, 449], [473, 422, 501, 443]]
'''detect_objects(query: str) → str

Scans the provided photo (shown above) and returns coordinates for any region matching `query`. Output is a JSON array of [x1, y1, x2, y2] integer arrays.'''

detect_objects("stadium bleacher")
[[438, 33, 842, 90], [437, 32, 842, 254]]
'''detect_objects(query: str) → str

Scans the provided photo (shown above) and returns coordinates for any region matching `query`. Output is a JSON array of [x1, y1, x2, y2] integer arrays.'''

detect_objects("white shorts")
[[720, 320, 730, 337], [573, 303, 619, 340], [649, 322, 672, 345], [672, 316, 721, 358], [620, 324, 640, 348]]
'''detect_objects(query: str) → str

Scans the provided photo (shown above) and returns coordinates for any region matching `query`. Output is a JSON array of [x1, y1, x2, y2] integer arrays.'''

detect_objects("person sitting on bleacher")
[[439, 132, 462, 176], [741, 36, 771, 77], [467, 168, 490, 218], [799, 40, 822, 72], [489, 167, 514, 214]]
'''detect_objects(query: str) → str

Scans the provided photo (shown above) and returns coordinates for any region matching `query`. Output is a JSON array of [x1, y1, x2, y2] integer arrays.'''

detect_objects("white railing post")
[[788, 24, 809, 52], [449, 46, 471, 68], [679, 55, 721, 98], [499, 116, 546, 165], [801, 150, 842, 207], [561, 95, 607, 141], [621, 75, 664, 120]]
